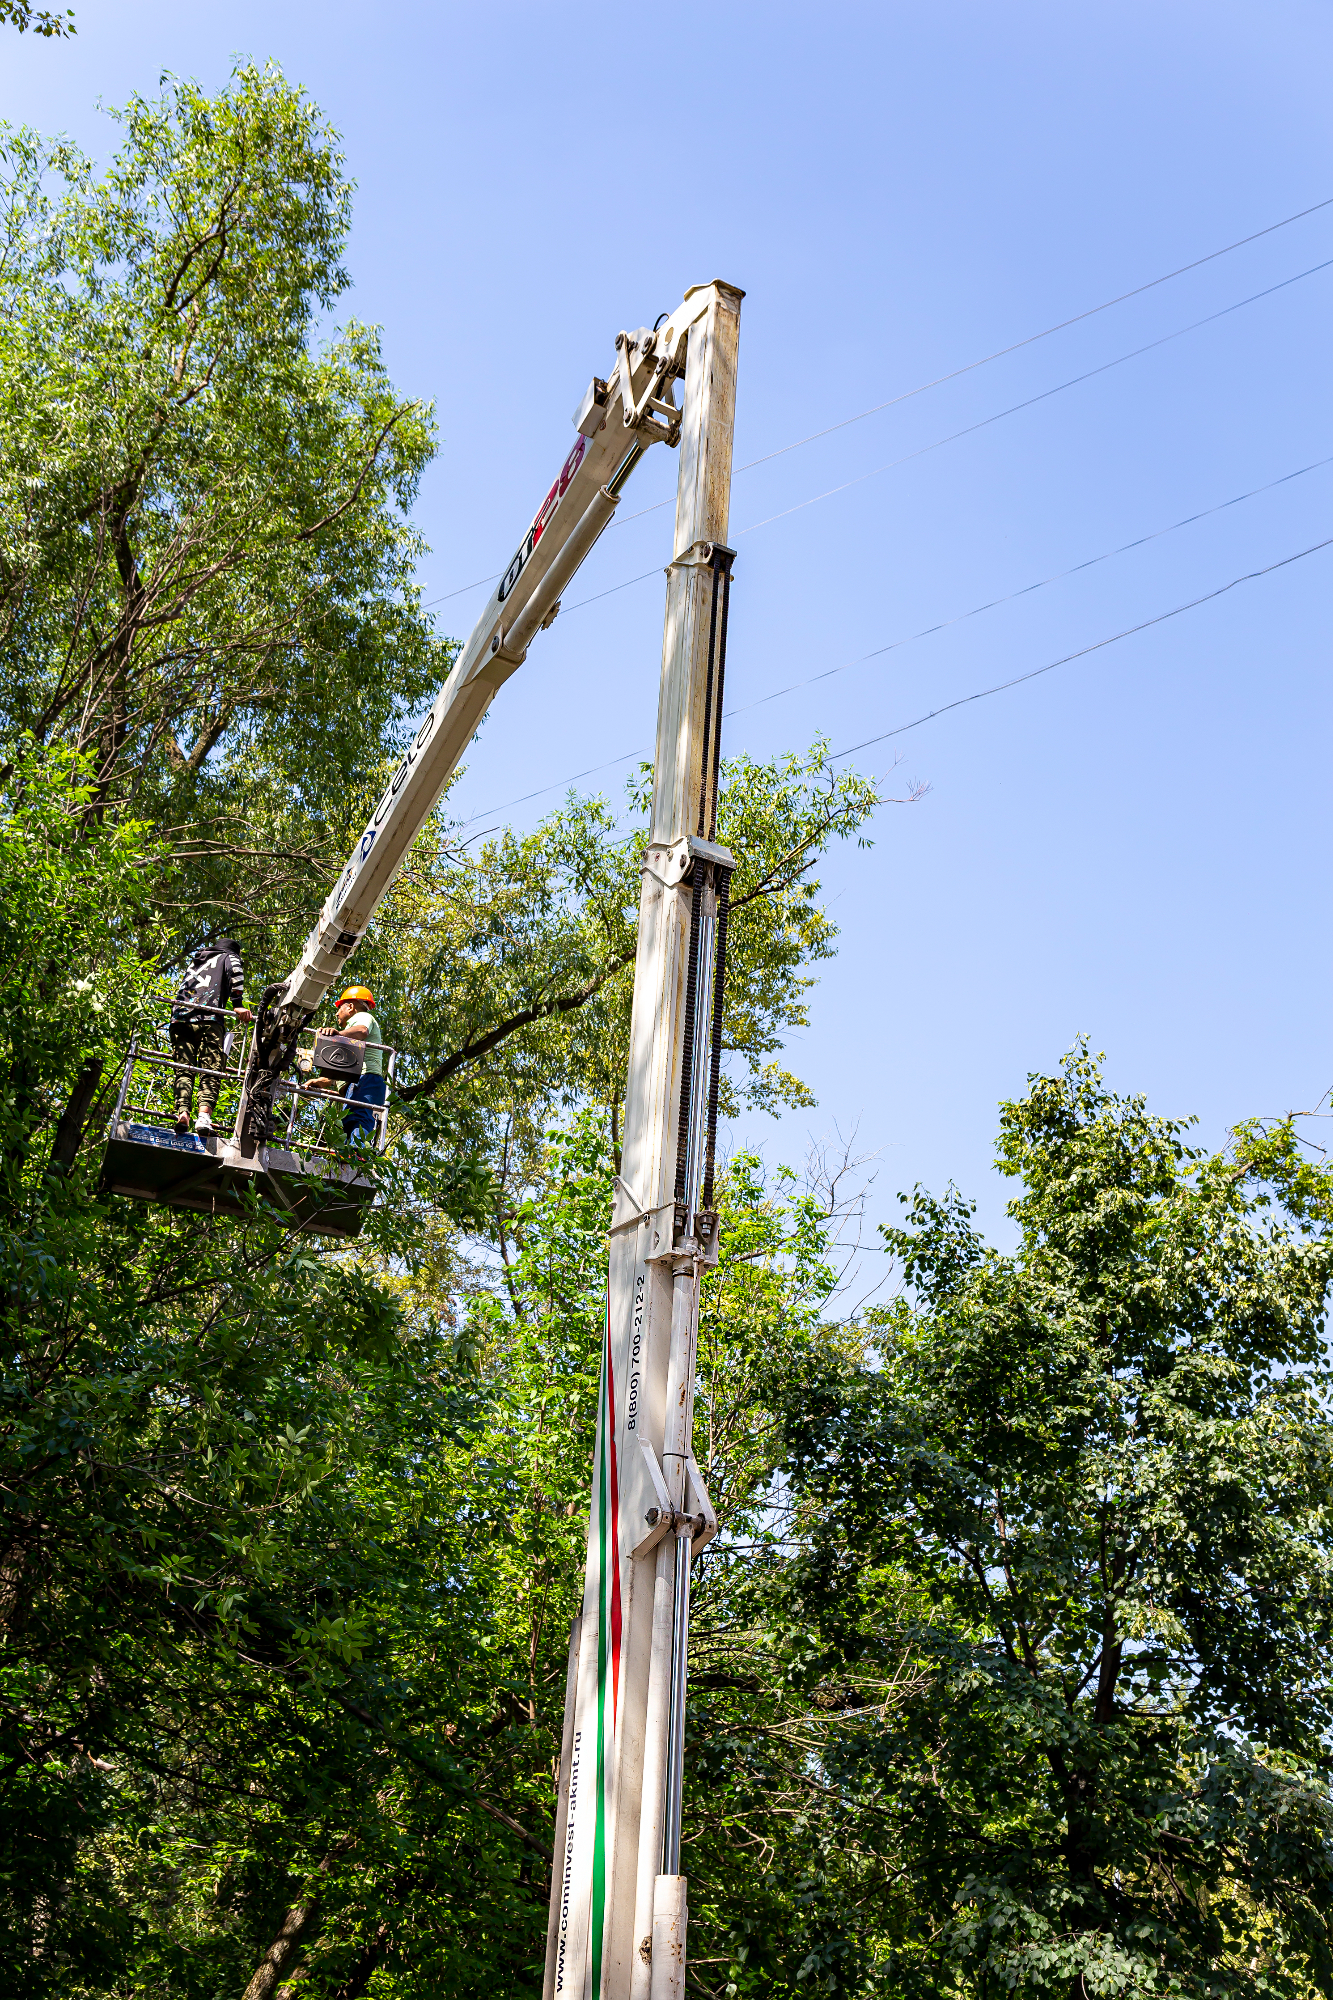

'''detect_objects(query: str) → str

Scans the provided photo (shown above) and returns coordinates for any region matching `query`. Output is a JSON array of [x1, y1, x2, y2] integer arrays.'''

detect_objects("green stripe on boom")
[[591, 1354, 609, 1993]]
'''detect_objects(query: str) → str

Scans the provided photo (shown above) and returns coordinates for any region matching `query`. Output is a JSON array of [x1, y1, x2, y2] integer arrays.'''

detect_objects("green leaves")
[[0, 64, 445, 969], [0, 3, 74, 36], [0, 67, 897, 1986], [383, 742, 883, 1187], [778, 1045, 1333, 1998]]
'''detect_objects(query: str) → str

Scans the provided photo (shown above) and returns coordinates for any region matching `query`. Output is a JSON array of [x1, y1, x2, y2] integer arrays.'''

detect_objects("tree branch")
[[396, 956, 630, 1102]]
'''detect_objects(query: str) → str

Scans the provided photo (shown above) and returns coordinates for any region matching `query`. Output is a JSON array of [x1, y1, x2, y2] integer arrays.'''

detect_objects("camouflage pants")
[[170, 1025, 227, 1122]]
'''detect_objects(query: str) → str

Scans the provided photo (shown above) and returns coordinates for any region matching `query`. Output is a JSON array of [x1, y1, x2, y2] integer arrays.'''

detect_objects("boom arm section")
[[235, 283, 722, 1150]]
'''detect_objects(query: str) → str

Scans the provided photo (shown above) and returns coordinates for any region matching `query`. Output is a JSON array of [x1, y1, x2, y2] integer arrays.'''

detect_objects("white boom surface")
[[547, 282, 743, 2000]]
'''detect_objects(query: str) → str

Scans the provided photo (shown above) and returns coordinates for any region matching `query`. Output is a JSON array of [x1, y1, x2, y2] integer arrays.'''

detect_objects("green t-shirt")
[[346, 1010, 384, 1077]]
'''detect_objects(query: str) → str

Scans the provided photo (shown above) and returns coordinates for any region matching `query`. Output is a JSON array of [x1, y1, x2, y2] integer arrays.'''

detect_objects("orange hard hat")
[[337, 985, 375, 1009]]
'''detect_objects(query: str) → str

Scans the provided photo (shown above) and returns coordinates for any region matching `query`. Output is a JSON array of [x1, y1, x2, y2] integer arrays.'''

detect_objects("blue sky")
[[6, 1, 1332, 1244]]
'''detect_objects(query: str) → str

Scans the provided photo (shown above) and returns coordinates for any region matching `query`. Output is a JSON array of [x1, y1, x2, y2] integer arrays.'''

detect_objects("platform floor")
[[102, 1121, 375, 1236]]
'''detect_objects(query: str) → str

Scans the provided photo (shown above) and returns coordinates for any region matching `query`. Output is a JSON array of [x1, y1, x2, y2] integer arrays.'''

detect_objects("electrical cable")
[[421, 193, 1333, 607], [830, 531, 1333, 762], [726, 450, 1333, 721], [729, 254, 1333, 540], [454, 521, 1333, 826], [707, 195, 1333, 483], [548, 308, 1328, 624], [437, 252, 1333, 625]]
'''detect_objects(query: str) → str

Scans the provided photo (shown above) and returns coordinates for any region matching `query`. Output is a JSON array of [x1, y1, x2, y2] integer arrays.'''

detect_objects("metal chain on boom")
[[704, 548, 733, 842], [700, 867, 730, 1216], [671, 544, 738, 1241], [671, 862, 707, 1210], [696, 546, 735, 840]]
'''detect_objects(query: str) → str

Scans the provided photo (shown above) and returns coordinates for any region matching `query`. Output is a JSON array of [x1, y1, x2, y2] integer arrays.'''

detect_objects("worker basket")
[[101, 1007, 398, 1238]]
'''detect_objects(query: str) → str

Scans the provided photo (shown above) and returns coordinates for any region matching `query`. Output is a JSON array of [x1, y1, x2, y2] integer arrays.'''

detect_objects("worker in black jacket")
[[169, 937, 251, 1134]]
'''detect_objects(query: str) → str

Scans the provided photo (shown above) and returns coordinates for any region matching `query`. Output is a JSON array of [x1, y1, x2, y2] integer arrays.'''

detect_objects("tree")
[[0, 750, 583, 1998], [374, 744, 886, 1197], [426, 1123, 880, 2000], [781, 1047, 1333, 1999], [0, 65, 443, 966], [0, 734, 889, 1993]]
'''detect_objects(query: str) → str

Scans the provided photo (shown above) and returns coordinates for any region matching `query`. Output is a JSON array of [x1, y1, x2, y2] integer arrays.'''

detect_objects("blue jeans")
[[342, 1071, 386, 1141]]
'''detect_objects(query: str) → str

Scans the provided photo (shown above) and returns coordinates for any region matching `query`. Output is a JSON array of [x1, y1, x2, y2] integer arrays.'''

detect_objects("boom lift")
[[104, 278, 745, 1998]]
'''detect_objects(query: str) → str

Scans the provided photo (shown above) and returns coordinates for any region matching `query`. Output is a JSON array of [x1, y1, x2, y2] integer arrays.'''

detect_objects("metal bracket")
[[685, 1450, 718, 1553], [573, 376, 608, 436], [665, 539, 725, 575], [631, 1439, 674, 1556], [687, 834, 735, 871], [610, 285, 718, 449], [692, 1207, 722, 1268], [641, 832, 736, 894], [640, 838, 693, 893], [630, 1443, 718, 1560], [614, 330, 685, 443], [611, 1193, 717, 1263], [609, 1173, 650, 1237], [642, 1200, 685, 1262], [642, 1200, 722, 1268]]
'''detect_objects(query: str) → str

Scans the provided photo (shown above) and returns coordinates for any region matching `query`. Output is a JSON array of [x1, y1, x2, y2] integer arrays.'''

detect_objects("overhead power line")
[[830, 531, 1333, 762], [436, 251, 1333, 627], [731, 257, 1333, 539], [541, 257, 1333, 624], [423, 193, 1333, 608], [456, 521, 1333, 826], [700, 195, 1333, 485], [727, 451, 1333, 722]]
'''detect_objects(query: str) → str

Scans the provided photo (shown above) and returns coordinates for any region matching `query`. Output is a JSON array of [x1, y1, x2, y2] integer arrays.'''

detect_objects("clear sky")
[[5, 1, 1332, 1247]]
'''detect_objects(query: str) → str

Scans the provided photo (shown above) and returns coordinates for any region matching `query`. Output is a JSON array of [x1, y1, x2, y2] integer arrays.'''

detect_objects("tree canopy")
[[771, 1048, 1333, 1999], [0, 64, 890, 1998], [0, 63, 443, 961]]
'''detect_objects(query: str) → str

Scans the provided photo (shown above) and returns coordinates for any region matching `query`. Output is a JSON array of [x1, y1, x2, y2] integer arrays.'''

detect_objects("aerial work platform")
[[102, 1019, 396, 1238], [95, 279, 744, 1997]]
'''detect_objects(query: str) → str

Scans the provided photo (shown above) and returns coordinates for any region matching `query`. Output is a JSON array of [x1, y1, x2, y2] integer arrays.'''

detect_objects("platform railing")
[[113, 1012, 399, 1161]]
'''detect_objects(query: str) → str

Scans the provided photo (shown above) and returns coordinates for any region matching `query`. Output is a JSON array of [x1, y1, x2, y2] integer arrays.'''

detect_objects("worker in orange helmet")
[[306, 985, 386, 1141]]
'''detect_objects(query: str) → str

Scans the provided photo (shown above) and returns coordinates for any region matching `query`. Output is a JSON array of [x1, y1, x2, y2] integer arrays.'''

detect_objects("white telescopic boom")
[[235, 277, 746, 2000], [278, 283, 723, 1018], [546, 280, 742, 2000], [231, 284, 732, 1156]]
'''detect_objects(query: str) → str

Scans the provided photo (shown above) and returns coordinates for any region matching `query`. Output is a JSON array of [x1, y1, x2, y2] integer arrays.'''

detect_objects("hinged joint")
[[630, 1442, 718, 1560], [615, 325, 687, 443]]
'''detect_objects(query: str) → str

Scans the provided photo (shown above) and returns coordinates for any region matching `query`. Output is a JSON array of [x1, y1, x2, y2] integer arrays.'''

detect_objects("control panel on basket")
[[311, 1032, 365, 1081]]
